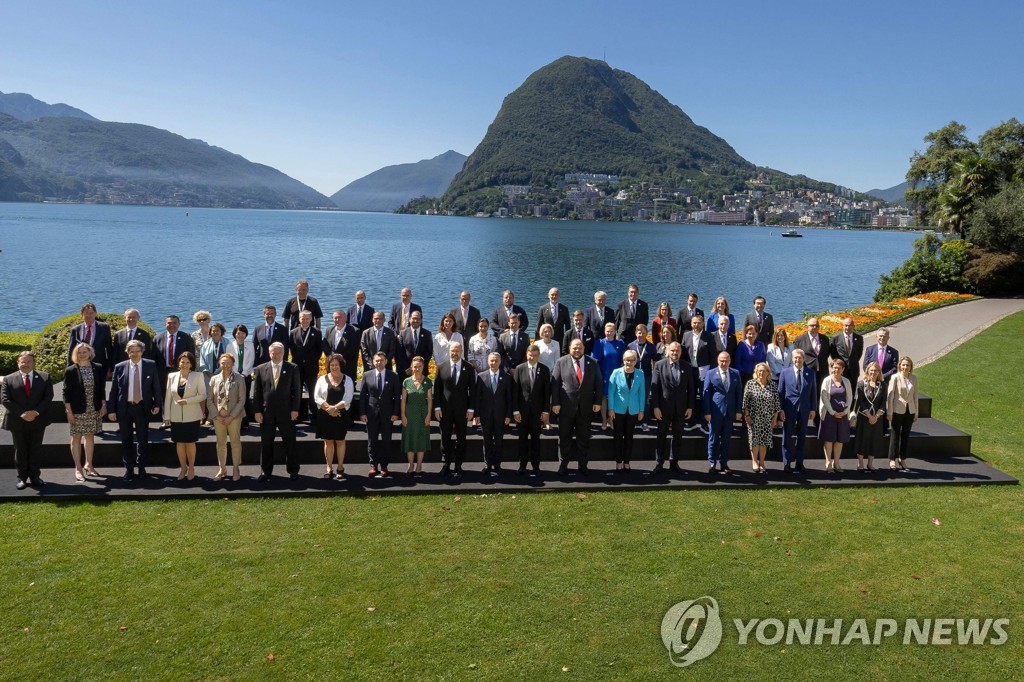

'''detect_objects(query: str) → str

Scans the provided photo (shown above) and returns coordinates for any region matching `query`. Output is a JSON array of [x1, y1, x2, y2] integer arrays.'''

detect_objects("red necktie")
[[84, 325, 92, 344], [24, 373, 31, 394], [575, 361, 582, 384]]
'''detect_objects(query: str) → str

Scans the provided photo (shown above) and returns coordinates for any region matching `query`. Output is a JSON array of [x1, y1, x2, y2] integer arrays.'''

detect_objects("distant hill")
[[331, 150, 466, 212], [0, 91, 96, 121], [445, 56, 756, 206], [0, 111, 332, 208], [865, 181, 910, 204]]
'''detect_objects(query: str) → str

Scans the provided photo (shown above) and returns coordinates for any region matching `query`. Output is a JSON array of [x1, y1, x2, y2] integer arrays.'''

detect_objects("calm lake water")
[[0, 203, 918, 333]]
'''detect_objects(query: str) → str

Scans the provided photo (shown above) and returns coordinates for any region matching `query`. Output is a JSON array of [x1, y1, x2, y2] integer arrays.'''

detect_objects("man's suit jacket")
[[108, 358, 162, 419], [489, 304, 528, 335], [388, 301, 423, 332], [830, 332, 864, 382], [681, 330, 715, 372], [434, 359, 477, 416], [113, 327, 153, 365], [562, 326, 595, 355], [777, 364, 816, 417], [863, 344, 900, 381], [288, 325, 323, 374], [535, 303, 571, 343], [743, 311, 776, 347], [649, 358, 696, 418], [252, 360, 301, 418], [512, 362, 551, 418], [153, 330, 196, 377], [358, 367, 401, 421], [792, 333, 831, 377], [676, 306, 706, 332], [395, 326, 433, 378], [614, 299, 650, 338], [253, 322, 289, 367], [360, 325, 397, 371], [321, 324, 361, 377], [1, 369, 54, 431], [497, 329, 531, 372], [551, 354, 602, 414], [703, 367, 742, 419], [711, 329, 738, 362], [346, 304, 376, 333], [627, 341, 659, 379], [584, 305, 616, 340], [63, 362, 106, 415], [449, 305, 482, 336], [67, 321, 114, 372], [475, 370, 514, 422]]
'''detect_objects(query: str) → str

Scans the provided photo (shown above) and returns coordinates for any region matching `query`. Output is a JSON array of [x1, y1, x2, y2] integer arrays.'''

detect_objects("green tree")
[[978, 117, 1024, 183], [969, 182, 1024, 256], [905, 122, 978, 224], [875, 233, 973, 301], [936, 156, 999, 238]]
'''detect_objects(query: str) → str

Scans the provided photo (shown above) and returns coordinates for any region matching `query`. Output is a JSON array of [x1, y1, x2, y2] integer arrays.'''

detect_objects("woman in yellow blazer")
[[886, 356, 919, 471], [163, 351, 207, 481]]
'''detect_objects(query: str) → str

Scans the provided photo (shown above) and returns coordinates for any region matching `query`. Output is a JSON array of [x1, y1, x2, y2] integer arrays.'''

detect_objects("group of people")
[[0, 282, 921, 489]]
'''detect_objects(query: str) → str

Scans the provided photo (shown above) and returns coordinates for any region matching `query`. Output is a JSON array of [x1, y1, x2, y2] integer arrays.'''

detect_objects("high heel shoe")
[[177, 469, 187, 481], [75, 469, 85, 482]]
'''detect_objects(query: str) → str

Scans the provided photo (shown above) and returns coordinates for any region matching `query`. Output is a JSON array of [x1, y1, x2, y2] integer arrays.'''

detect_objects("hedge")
[[30, 313, 155, 382]]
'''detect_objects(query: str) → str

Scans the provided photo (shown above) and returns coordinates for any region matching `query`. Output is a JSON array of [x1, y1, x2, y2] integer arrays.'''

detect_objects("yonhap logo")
[[661, 596, 723, 667]]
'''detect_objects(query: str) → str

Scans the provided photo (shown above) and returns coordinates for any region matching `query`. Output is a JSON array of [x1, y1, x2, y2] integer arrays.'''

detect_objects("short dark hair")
[[177, 350, 198, 370], [233, 324, 248, 337], [327, 353, 346, 372], [81, 302, 97, 314]]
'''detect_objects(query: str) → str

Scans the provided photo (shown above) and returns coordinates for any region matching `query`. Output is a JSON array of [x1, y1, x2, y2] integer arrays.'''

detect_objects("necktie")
[[812, 336, 819, 353], [128, 328, 135, 341], [24, 373, 31, 394], [630, 302, 636, 318], [401, 306, 407, 328], [376, 328, 383, 350], [796, 368, 802, 392], [131, 363, 141, 403], [273, 364, 280, 388], [167, 334, 175, 366], [671, 363, 679, 385], [722, 371, 729, 392], [462, 307, 467, 326], [512, 334, 517, 352], [377, 371, 383, 394], [357, 306, 363, 324], [758, 312, 763, 327], [491, 373, 498, 393], [453, 364, 459, 384], [575, 361, 582, 384], [530, 365, 536, 387], [84, 325, 92, 344]]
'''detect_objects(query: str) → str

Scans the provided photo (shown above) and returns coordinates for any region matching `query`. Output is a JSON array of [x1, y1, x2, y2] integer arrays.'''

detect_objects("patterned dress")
[[742, 379, 780, 448], [402, 376, 432, 452], [69, 364, 102, 436]]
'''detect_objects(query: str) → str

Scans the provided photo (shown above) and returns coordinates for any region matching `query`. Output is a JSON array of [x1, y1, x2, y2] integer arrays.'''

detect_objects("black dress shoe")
[[651, 462, 664, 473], [795, 463, 807, 473], [453, 466, 463, 477], [557, 463, 568, 476], [493, 464, 502, 473], [708, 466, 717, 474], [289, 473, 300, 481], [721, 466, 732, 475], [517, 466, 527, 475], [531, 467, 540, 477], [783, 464, 793, 473], [578, 465, 589, 477], [136, 468, 149, 479], [482, 465, 492, 475], [441, 464, 451, 477], [29, 476, 44, 487], [669, 462, 683, 473], [123, 472, 135, 482], [257, 473, 272, 482], [15, 479, 27, 490]]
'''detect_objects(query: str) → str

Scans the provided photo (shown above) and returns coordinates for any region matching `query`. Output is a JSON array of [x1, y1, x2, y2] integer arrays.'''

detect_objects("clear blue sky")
[[3, 0, 1022, 196]]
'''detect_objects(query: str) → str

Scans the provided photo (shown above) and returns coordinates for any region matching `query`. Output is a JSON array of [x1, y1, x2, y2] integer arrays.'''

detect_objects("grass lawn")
[[1, 313, 1022, 680]]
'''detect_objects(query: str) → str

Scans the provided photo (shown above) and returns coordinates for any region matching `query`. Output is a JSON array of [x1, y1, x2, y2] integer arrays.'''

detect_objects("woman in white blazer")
[[162, 350, 207, 481], [224, 324, 256, 426], [818, 358, 853, 473], [886, 356, 919, 471], [765, 327, 793, 381]]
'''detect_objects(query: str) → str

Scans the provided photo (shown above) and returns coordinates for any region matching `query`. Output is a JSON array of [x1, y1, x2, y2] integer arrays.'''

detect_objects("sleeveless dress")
[[315, 378, 350, 440], [402, 376, 432, 452]]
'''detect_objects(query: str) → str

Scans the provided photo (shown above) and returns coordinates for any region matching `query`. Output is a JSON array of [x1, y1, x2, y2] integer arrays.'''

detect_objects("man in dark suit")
[[322, 310, 360, 383], [252, 342, 302, 481], [475, 352, 513, 475], [711, 315, 738, 363], [563, 309, 595, 355], [152, 314, 196, 392], [347, 290, 375, 334], [675, 293, 705, 332], [113, 308, 153, 365], [681, 314, 714, 431], [388, 287, 423, 332], [551, 338, 603, 476], [830, 317, 864, 385], [1, 351, 53, 489], [742, 296, 775, 347], [497, 312, 530, 373], [703, 351, 742, 474], [627, 323, 659, 432], [359, 351, 402, 477], [512, 344, 551, 476], [433, 341, 477, 477], [863, 327, 900, 382], [67, 302, 114, 375], [107, 340, 162, 481], [584, 291, 615, 341], [253, 305, 289, 368], [777, 348, 817, 473], [489, 290, 528, 335], [283, 279, 324, 331], [535, 287, 571, 345], [792, 317, 831, 389], [395, 310, 433, 378], [614, 284, 649, 339], [649, 342, 695, 473], [449, 290, 481, 336], [360, 311, 397, 372], [289, 310, 323, 423]]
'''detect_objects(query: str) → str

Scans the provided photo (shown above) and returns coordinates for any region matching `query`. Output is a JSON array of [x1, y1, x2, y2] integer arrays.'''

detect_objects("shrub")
[[30, 313, 155, 382], [964, 247, 1024, 296], [875, 233, 974, 302], [0, 332, 39, 375]]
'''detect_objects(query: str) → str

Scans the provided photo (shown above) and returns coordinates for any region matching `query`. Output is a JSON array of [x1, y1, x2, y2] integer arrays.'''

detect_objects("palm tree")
[[936, 156, 999, 238]]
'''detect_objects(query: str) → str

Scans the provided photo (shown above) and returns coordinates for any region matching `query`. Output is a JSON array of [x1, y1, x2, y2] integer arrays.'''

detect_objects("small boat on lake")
[[781, 229, 803, 238]]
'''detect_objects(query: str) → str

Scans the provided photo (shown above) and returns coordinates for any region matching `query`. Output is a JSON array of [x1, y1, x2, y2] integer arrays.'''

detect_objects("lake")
[[0, 203, 918, 333]]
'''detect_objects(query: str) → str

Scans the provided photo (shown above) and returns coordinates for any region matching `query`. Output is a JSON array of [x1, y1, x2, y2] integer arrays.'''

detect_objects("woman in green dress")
[[401, 355, 433, 478]]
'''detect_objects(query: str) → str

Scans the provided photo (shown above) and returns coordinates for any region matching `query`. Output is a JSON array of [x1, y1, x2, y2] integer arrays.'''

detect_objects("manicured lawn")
[[1, 314, 1022, 680]]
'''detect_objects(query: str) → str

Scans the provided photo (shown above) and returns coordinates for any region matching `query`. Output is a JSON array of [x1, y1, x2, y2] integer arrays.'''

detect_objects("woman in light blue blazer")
[[607, 349, 646, 472]]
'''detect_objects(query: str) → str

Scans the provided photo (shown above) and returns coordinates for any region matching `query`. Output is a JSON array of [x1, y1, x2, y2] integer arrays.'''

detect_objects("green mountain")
[[444, 56, 756, 205], [0, 111, 332, 209], [331, 150, 466, 212], [865, 181, 910, 204], [0, 90, 96, 121]]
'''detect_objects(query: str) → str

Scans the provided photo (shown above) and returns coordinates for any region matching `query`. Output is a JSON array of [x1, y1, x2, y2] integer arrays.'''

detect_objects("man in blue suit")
[[777, 348, 817, 473], [862, 328, 900, 382], [67, 302, 114, 375], [387, 287, 422, 332], [703, 351, 742, 474], [107, 340, 162, 481], [347, 290, 376, 334]]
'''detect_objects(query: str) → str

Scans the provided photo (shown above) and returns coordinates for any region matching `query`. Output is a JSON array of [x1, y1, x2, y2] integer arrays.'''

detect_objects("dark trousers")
[[299, 366, 318, 421], [707, 413, 733, 466], [888, 411, 914, 460], [781, 406, 808, 466], [655, 411, 685, 463], [259, 412, 297, 475], [10, 422, 45, 480], [481, 413, 506, 467], [558, 407, 592, 465], [118, 403, 151, 471], [365, 413, 393, 469], [242, 374, 253, 422], [688, 368, 704, 428], [517, 412, 543, 468], [612, 412, 638, 463], [439, 411, 468, 466]]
